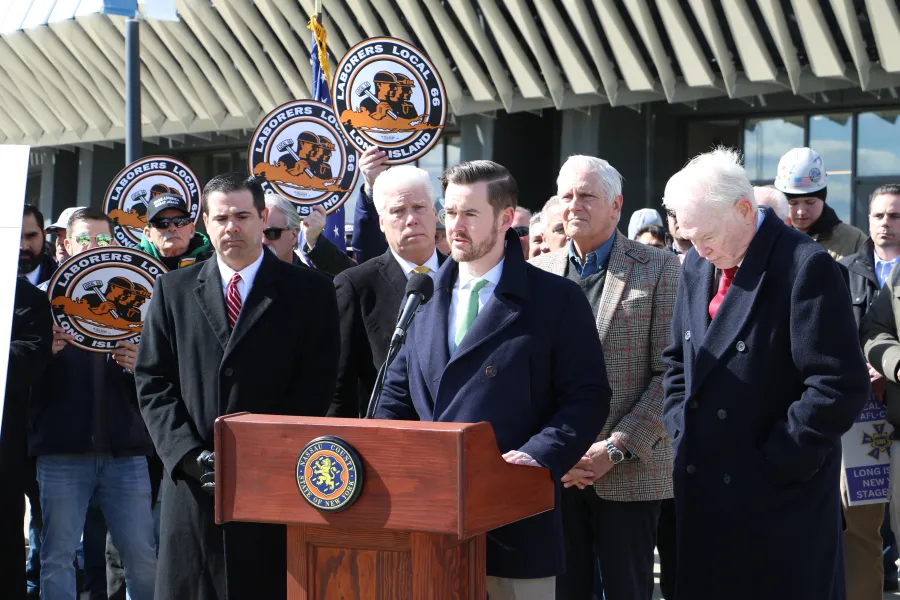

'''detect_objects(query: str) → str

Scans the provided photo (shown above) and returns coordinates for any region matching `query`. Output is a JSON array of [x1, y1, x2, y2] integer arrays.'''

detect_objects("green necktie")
[[455, 278, 490, 349]]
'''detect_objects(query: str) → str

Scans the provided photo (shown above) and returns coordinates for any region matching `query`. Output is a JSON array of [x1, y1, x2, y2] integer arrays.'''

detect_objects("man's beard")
[[18, 249, 42, 275], [451, 221, 500, 264]]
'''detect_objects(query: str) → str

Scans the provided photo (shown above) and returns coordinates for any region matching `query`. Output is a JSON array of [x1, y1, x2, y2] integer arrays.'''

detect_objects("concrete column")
[[559, 108, 601, 162], [39, 149, 79, 222], [459, 113, 495, 162]]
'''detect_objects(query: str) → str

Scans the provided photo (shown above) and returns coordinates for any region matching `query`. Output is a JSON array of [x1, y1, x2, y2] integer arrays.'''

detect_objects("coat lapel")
[[689, 209, 782, 396], [448, 230, 527, 365], [192, 258, 230, 350], [415, 259, 455, 400], [224, 251, 279, 357], [378, 250, 408, 301], [596, 233, 633, 343]]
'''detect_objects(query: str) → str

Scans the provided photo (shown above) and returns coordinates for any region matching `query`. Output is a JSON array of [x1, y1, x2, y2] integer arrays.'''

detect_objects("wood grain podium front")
[[214, 414, 554, 600]]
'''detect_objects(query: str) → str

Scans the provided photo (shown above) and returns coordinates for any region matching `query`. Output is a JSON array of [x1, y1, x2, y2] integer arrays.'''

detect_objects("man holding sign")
[[31, 208, 158, 600]]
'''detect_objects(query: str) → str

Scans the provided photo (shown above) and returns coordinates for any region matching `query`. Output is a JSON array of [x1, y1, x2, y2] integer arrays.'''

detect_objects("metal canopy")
[[1, 0, 900, 148]]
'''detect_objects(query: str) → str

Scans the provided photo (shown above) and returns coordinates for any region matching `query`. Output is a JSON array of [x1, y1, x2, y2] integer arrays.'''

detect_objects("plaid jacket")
[[530, 232, 680, 501]]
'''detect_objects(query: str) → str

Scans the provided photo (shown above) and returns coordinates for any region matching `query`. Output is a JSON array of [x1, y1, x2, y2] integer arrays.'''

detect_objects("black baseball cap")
[[147, 193, 190, 222]]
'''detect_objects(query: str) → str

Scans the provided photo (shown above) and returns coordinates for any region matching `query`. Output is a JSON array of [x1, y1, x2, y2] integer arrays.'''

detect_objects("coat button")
[[485, 366, 497, 377], [723, 474, 732, 484], [686, 464, 697, 475], [688, 401, 699, 409], [736, 341, 746, 352], [685, 330, 691, 341], [717, 409, 727, 420], [224, 368, 233, 377]]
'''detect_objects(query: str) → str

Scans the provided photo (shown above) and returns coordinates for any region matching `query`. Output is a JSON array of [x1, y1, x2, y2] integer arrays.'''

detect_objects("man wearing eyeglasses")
[[138, 194, 212, 271], [31, 207, 158, 600]]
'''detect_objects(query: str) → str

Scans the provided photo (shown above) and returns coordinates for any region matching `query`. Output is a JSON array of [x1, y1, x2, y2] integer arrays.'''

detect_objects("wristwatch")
[[605, 439, 625, 464]]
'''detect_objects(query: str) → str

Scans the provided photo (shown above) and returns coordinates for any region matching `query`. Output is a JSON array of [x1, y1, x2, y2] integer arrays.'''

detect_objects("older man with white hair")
[[753, 185, 792, 226], [327, 165, 445, 418], [661, 147, 869, 600], [531, 155, 680, 600]]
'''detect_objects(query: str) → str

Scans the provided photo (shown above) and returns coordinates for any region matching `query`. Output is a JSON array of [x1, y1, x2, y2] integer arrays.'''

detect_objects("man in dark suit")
[[0, 279, 52, 600], [135, 173, 340, 600], [375, 161, 611, 600], [661, 148, 870, 600], [328, 164, 444, 418]]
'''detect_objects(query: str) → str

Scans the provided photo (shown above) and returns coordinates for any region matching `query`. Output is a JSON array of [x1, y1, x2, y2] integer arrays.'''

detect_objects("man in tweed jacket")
[[531, 156, 679, 600]]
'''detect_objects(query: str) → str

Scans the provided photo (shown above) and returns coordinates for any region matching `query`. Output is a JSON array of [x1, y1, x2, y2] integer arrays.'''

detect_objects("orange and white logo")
[[103, 157, 200, 247], [332, 37, 446, 165], [249, 100, 359, 216], [47, 247, 167, 353]]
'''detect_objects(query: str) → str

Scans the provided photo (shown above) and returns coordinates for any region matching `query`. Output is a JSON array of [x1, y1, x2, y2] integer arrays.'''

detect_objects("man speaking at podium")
[[375, 161, 611, 600]]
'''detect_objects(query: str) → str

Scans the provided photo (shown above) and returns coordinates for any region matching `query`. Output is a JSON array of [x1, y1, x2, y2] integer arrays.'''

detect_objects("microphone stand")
[[365, 335, 404, 419]]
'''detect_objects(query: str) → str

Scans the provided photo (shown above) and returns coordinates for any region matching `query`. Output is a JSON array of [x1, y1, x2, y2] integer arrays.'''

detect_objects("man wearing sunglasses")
[[31, 207, 158, 600], [512, 206, 531, 259], [263, 196, 355, 276], [138, 194, 212, 271]]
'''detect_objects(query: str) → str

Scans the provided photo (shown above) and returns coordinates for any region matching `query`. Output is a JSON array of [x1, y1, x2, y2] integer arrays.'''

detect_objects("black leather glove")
[[180, 449, 215, 495]]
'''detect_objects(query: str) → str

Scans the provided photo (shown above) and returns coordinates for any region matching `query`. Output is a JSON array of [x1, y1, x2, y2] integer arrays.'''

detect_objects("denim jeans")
[[37, 455, 157, 600]]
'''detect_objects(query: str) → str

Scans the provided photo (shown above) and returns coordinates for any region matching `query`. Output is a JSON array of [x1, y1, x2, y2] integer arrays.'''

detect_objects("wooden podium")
[[214, 414, 554, 599]]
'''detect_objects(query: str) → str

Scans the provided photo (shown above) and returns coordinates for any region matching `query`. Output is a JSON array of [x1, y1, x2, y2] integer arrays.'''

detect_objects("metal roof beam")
[[423, 0, 497, 101], [755, 0, 804, 94], [720, 0, 778, 82], [560, 0, 619, 103], [533, 0, 599, 96], [655, 0, 716, 89], [503, 0, 567, 107], [623, 0, 676, 100], [828, 0, 871, 88], [447, 0, 516, 109], [152, 18, 249, 118], [254, 0, 313, 94], [216, 0, 301, 103], [593, 0, 657, 92], [687, 0, 737, 96], [791, 0, 847, 78], [473, 0, 546, 99], [177, 0, 269, 113], [865, 0, 900, 73]]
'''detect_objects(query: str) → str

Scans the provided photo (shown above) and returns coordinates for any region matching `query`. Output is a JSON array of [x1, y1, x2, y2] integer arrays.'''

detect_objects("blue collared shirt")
[[568, 232, 616, 278], [875, 252, 900, 288]]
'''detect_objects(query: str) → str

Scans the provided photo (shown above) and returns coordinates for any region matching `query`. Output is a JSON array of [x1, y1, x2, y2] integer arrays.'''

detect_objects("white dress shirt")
[[448, 258, 505, 354], [217, 250, 265, 304], [390, 248, 440, 280], [24, 264, 41, 286]]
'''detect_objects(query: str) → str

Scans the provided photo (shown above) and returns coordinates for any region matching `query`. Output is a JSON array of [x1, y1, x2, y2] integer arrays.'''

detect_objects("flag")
[[308, 14, 347, 255]]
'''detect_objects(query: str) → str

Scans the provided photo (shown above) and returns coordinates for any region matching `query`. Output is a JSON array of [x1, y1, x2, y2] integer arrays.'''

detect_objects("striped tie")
[[226, 273, 242, 328]]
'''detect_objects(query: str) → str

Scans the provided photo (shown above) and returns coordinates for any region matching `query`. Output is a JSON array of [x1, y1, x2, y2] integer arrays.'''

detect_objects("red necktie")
[[226, 273, 242, 328], [708, 267, 738, 320]]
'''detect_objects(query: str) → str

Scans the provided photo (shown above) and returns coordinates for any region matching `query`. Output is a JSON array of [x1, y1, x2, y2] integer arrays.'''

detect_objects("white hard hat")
[[774, 147, 827, 195]]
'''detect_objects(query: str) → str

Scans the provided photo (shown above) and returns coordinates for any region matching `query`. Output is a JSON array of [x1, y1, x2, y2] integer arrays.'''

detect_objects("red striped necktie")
[[708, 267, 738, 320], [226, 273, 242, 328]]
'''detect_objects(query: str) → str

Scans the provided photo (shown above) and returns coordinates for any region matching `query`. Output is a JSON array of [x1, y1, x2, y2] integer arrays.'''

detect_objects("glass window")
[[743, 117, 804, 182], [809, 114, 852, 223], [858, 111, 900, 177]]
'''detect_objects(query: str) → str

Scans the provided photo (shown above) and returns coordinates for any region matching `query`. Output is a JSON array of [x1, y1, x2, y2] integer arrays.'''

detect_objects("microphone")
[[390, 273, 434, 349], [365, 272, 434, 418]]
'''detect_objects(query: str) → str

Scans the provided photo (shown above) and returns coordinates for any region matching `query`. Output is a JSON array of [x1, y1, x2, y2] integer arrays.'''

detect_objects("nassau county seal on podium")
[[103, 157, 201, 248], [296, 436, 363, 512], [249, 100, 359, 217], [332, 37, 446, 165], [46, 247, 168, 353]]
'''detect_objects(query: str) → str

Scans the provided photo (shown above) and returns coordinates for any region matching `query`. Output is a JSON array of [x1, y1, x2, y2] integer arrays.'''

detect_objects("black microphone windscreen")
[[405, 272, 434, 304]]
